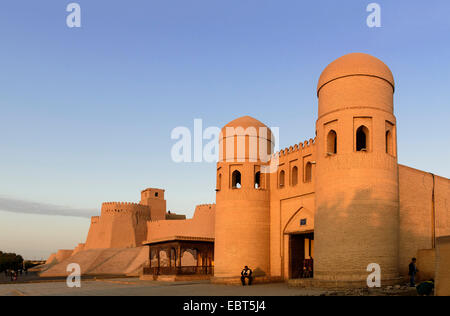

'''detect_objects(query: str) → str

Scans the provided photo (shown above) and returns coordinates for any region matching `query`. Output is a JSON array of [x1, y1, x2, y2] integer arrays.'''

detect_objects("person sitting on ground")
[[416, 279, 434, 296], [240, 266, 253, 286]]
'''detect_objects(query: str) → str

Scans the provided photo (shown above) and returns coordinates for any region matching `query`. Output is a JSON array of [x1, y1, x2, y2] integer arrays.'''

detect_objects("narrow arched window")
[[356, 126, 369, 152], [292, 166, 298, 186], [254, 171, 261, 189], [279, 170, 285, 188], [217, 173, 222, 191], [386, 130, 393, 155], [305, 162, 312, 183], [327, 130, 337, 154], [232, 170, 241, 189]]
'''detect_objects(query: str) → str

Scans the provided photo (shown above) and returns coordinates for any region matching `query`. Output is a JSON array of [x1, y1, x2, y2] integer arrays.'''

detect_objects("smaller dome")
[[221, 116, 272, 141], [222, 116, 268, 131], [219, 116, 273, 162], [317, 53, 395, 95]]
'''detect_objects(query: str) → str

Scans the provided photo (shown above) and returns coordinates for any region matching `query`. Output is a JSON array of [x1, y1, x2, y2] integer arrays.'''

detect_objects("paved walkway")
[[0, 278, 327, 296]]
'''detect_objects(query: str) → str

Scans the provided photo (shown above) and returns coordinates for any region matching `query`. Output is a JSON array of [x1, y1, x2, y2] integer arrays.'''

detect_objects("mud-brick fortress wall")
[[398, 165, 450, 276], [83, 188, 168, 249], [85, 202, 152, 249], [268, 139, 316, 279]]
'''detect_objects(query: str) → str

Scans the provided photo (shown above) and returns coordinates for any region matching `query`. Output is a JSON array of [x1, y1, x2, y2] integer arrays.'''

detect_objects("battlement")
[[91, 216, 100, 224], [102, 202, 143, 207], [195, 203, 216, 209], [101, 202, 151, 218], [271, 137, 316, 159]]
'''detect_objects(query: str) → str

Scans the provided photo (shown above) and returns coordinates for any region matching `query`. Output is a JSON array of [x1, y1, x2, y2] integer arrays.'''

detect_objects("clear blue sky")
[[0, 1, 449, 259]]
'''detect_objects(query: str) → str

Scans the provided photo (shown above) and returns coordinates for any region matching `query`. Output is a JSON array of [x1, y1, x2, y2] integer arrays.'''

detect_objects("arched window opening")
[[254, 171, 261, 189], [279, 170, 285, 188], [356, 126, 369, 152], [292, 166, 298, 186], [181, 248, 197, 267], [327, 130, 337, 154], [386, 130, 393, 155], [232, 170, 241, 189], [305, 162, 312, 183], [217, 173, 222, 191]]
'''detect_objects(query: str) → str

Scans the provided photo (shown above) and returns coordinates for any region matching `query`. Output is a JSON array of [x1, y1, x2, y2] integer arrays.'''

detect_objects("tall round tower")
[[214, 116, 273, 282], [314, 53, 399, 283]]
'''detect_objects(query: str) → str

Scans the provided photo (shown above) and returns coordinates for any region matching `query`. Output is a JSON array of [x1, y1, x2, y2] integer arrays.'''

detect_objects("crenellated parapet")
[[271, 137, 316, 161], [195, 203, 216, 210], [101, 202, 151, 219], [268, 137, 317, 194]]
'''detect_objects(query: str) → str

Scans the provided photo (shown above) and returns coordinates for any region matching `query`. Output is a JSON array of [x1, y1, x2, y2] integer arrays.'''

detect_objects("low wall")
[[416, 249, 436, 281], [435, 236, 450, 296]]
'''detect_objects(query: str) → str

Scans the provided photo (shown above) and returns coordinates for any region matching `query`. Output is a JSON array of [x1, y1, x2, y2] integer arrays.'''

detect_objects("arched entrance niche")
[[282, 207, 314, 280]]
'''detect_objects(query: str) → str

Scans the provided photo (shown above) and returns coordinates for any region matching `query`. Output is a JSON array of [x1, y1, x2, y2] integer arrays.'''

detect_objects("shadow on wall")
[[316, 187, 432, 279], [252, 267, 266, 277], [315, 188, 397, 277], [398, 220, 434, 278], [317, 188, 384, 229]]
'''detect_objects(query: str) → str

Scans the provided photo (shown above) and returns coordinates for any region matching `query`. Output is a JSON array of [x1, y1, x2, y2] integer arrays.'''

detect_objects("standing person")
[[240, 266, 253, 286], [408, 258, 418, 287]]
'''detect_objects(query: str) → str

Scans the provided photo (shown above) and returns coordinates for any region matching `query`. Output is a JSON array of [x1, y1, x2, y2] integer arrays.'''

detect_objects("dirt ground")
[[0, 277, 427, 296]]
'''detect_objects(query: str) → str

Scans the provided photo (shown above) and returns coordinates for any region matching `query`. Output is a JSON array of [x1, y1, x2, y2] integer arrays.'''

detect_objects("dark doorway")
[[289, 232, 314, 279]]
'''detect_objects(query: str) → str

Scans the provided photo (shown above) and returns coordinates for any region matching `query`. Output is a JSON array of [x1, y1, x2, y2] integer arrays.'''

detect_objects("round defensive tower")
[[314, 53, 400, 283], [213, 116, 273, 282]]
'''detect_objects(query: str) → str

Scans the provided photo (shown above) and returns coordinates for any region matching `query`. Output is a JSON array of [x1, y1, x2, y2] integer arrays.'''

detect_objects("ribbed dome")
[[219, 116, 273, 161], [317, 53, 395, 95]]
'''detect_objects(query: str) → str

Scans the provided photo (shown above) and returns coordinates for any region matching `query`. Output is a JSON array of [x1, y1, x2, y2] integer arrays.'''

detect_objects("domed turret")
[[317, 53, 395, 118], [313, 53, 400, 284], [214, 116, 272, 282]]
